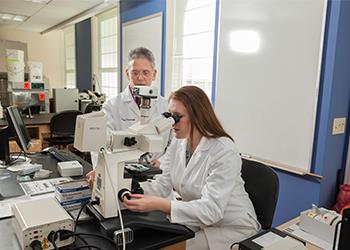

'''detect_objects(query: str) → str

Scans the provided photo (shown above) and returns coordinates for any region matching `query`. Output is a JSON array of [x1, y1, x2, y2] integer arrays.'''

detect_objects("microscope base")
[[86, 204, 192, 238]]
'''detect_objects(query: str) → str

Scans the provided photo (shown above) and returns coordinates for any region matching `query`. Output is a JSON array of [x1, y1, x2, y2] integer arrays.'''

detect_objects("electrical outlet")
[[332, 117, 346, 135]]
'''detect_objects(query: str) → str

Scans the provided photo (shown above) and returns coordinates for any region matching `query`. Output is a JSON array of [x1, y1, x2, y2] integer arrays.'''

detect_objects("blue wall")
[[75, 19, 92, 91], [119, 0, 166, 95], [272, 0, 350, 226]]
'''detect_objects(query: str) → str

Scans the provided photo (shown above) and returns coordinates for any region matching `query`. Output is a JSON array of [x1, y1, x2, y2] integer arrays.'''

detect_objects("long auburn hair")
[[169, 85, 234, 142]]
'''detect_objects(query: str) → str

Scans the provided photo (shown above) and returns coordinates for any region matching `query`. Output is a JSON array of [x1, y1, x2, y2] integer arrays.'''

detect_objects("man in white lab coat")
[[87, 47, 168, 184], [102, 47, 168, 132]]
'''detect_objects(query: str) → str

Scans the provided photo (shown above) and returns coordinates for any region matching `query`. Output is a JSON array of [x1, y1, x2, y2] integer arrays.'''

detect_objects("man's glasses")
[[130, 70, 153, 78]]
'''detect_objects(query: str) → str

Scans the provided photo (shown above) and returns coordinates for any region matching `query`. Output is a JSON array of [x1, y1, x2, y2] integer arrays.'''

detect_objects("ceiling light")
[[1, 13, 14, 20], [0, 13, 28, 22], [13, 15, 27, 22], [24, 0, 51, 4]]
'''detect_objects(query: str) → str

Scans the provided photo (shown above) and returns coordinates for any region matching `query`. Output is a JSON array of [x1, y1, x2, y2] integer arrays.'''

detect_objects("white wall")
[[0, 28, 65, 97]]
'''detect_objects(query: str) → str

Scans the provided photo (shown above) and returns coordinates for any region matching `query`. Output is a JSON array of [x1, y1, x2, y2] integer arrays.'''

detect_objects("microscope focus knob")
[[118, 188, 131, 202]]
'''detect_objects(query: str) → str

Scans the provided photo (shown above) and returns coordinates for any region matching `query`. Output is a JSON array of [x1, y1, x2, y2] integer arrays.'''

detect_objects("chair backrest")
[[50, 110, 82, 137], [241, 158, 279, 229]]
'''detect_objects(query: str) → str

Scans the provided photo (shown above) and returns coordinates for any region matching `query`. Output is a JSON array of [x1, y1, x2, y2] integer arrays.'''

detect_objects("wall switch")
[[332, 117, 346, 135]]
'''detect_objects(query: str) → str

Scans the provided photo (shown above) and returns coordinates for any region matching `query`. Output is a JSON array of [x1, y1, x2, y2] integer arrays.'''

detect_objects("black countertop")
[[0, 113, 55, 126]]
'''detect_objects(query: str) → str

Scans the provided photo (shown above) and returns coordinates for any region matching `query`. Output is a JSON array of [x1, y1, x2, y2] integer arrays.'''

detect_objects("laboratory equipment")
[[12, 197, 74, 250], [53, 88, 79, 112], [0, 106, 31, 165], [74, 86, 179, 219]]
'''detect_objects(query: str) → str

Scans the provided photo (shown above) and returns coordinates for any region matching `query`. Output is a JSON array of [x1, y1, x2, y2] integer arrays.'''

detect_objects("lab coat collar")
[[121, 85, 134, 103], [121, 85, 139, 116], [180, 136, 211, 153]]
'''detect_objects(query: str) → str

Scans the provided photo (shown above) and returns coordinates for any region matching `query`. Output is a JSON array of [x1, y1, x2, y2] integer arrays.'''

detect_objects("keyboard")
[[47, 147, 77, 162]]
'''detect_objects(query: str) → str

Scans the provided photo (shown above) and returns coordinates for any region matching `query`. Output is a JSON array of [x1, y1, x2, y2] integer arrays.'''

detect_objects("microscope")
[[74, 86, 178, 219]]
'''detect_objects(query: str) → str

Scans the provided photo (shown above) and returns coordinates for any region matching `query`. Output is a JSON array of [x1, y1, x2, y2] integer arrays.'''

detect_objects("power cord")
[[102, 150, 127, 250], [70, 245, 102, 250], [75, 235, 90, 250], [30, 240, 42, 250], [48, 229, 115, 250], [74, 199, 100, 232], [230, 242, 239, 249], [74, 232, 116, 246]]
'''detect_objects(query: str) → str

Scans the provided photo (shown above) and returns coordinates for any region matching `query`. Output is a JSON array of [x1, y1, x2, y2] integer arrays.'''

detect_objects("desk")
[[0, 217, 191, 250], [0, 152, 194, 250], [0, 113, 54, 152], [277, 217, 322, 250]]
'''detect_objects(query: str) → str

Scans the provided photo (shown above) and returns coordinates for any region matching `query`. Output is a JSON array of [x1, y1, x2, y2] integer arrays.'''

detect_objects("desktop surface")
[[0, 113, 54, 126], [0, 151, 191, 249], [0, 149, 161, 200], [0, 211, 194, 250], [0, 150, 93, 200]]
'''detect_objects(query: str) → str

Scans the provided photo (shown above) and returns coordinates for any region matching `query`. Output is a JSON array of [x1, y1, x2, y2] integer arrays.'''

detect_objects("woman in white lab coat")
[[123, 85, 260, 250]]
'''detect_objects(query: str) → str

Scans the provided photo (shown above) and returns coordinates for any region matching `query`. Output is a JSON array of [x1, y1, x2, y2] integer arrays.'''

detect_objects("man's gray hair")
[[128, 47, 155, 68]]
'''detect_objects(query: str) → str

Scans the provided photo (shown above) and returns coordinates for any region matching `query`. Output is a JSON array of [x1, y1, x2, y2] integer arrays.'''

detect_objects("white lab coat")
[[102, 86, 168, 132], [141, 136, 260, 250]]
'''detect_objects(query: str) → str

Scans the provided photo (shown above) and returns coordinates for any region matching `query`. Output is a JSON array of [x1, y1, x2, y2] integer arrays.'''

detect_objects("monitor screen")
[[5, 106, 31, 152]]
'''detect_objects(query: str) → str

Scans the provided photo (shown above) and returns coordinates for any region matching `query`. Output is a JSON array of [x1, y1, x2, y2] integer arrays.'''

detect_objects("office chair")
[[47, 110, 82, 148], [241, 158, 279, 229]]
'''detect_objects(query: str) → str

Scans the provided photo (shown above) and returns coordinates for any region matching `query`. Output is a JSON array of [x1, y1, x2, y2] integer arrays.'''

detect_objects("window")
[[63, 26, 76, 88], [168, 0, 216, 100], [96, 8, 119, 99]]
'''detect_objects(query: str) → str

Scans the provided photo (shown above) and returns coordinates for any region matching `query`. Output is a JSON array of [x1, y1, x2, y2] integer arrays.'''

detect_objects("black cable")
[[76, 235, 91, 250], [49, 229, 105, 250], [230, 242, 239, 249], [74, 199, 91, 232], [74, 233, 116, 246], [55, 229, 116, 248], [70, 245, 102, 250], [51, 238, 58, 250], [30, 240, 42, 250], [48, 231, 59, 250]]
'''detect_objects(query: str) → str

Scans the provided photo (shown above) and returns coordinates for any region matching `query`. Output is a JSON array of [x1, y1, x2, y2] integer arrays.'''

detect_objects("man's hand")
[[123, 193, 170, 214], [150, 159, 160, 168], [86, 170, 96, 189]]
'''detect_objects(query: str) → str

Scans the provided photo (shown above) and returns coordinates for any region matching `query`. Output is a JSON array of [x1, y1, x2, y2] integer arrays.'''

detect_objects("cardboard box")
[[6, 49, 24, 83], [27, 61, 43, 83]]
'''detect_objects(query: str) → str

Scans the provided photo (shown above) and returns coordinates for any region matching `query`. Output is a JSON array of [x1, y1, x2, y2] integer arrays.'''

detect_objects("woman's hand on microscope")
[[123, 193, 170, 214], [86, 170, 96, 189]]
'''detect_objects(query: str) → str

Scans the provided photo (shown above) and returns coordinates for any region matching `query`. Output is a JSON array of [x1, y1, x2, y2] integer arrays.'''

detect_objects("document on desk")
[[284, 224, 333, 250], [0, 192, 56, 219], [0, 177, 72, 219], [20, 177, 72, 196], [252, 231, 284, 247]]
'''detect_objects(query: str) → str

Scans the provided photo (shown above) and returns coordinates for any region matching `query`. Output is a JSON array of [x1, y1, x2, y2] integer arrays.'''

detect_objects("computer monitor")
[[0, 106, 31, 165]]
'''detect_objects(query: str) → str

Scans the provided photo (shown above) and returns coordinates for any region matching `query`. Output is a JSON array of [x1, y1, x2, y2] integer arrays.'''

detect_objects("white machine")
[[12, 197, 74, 250], [74, 86, 179, 219]]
